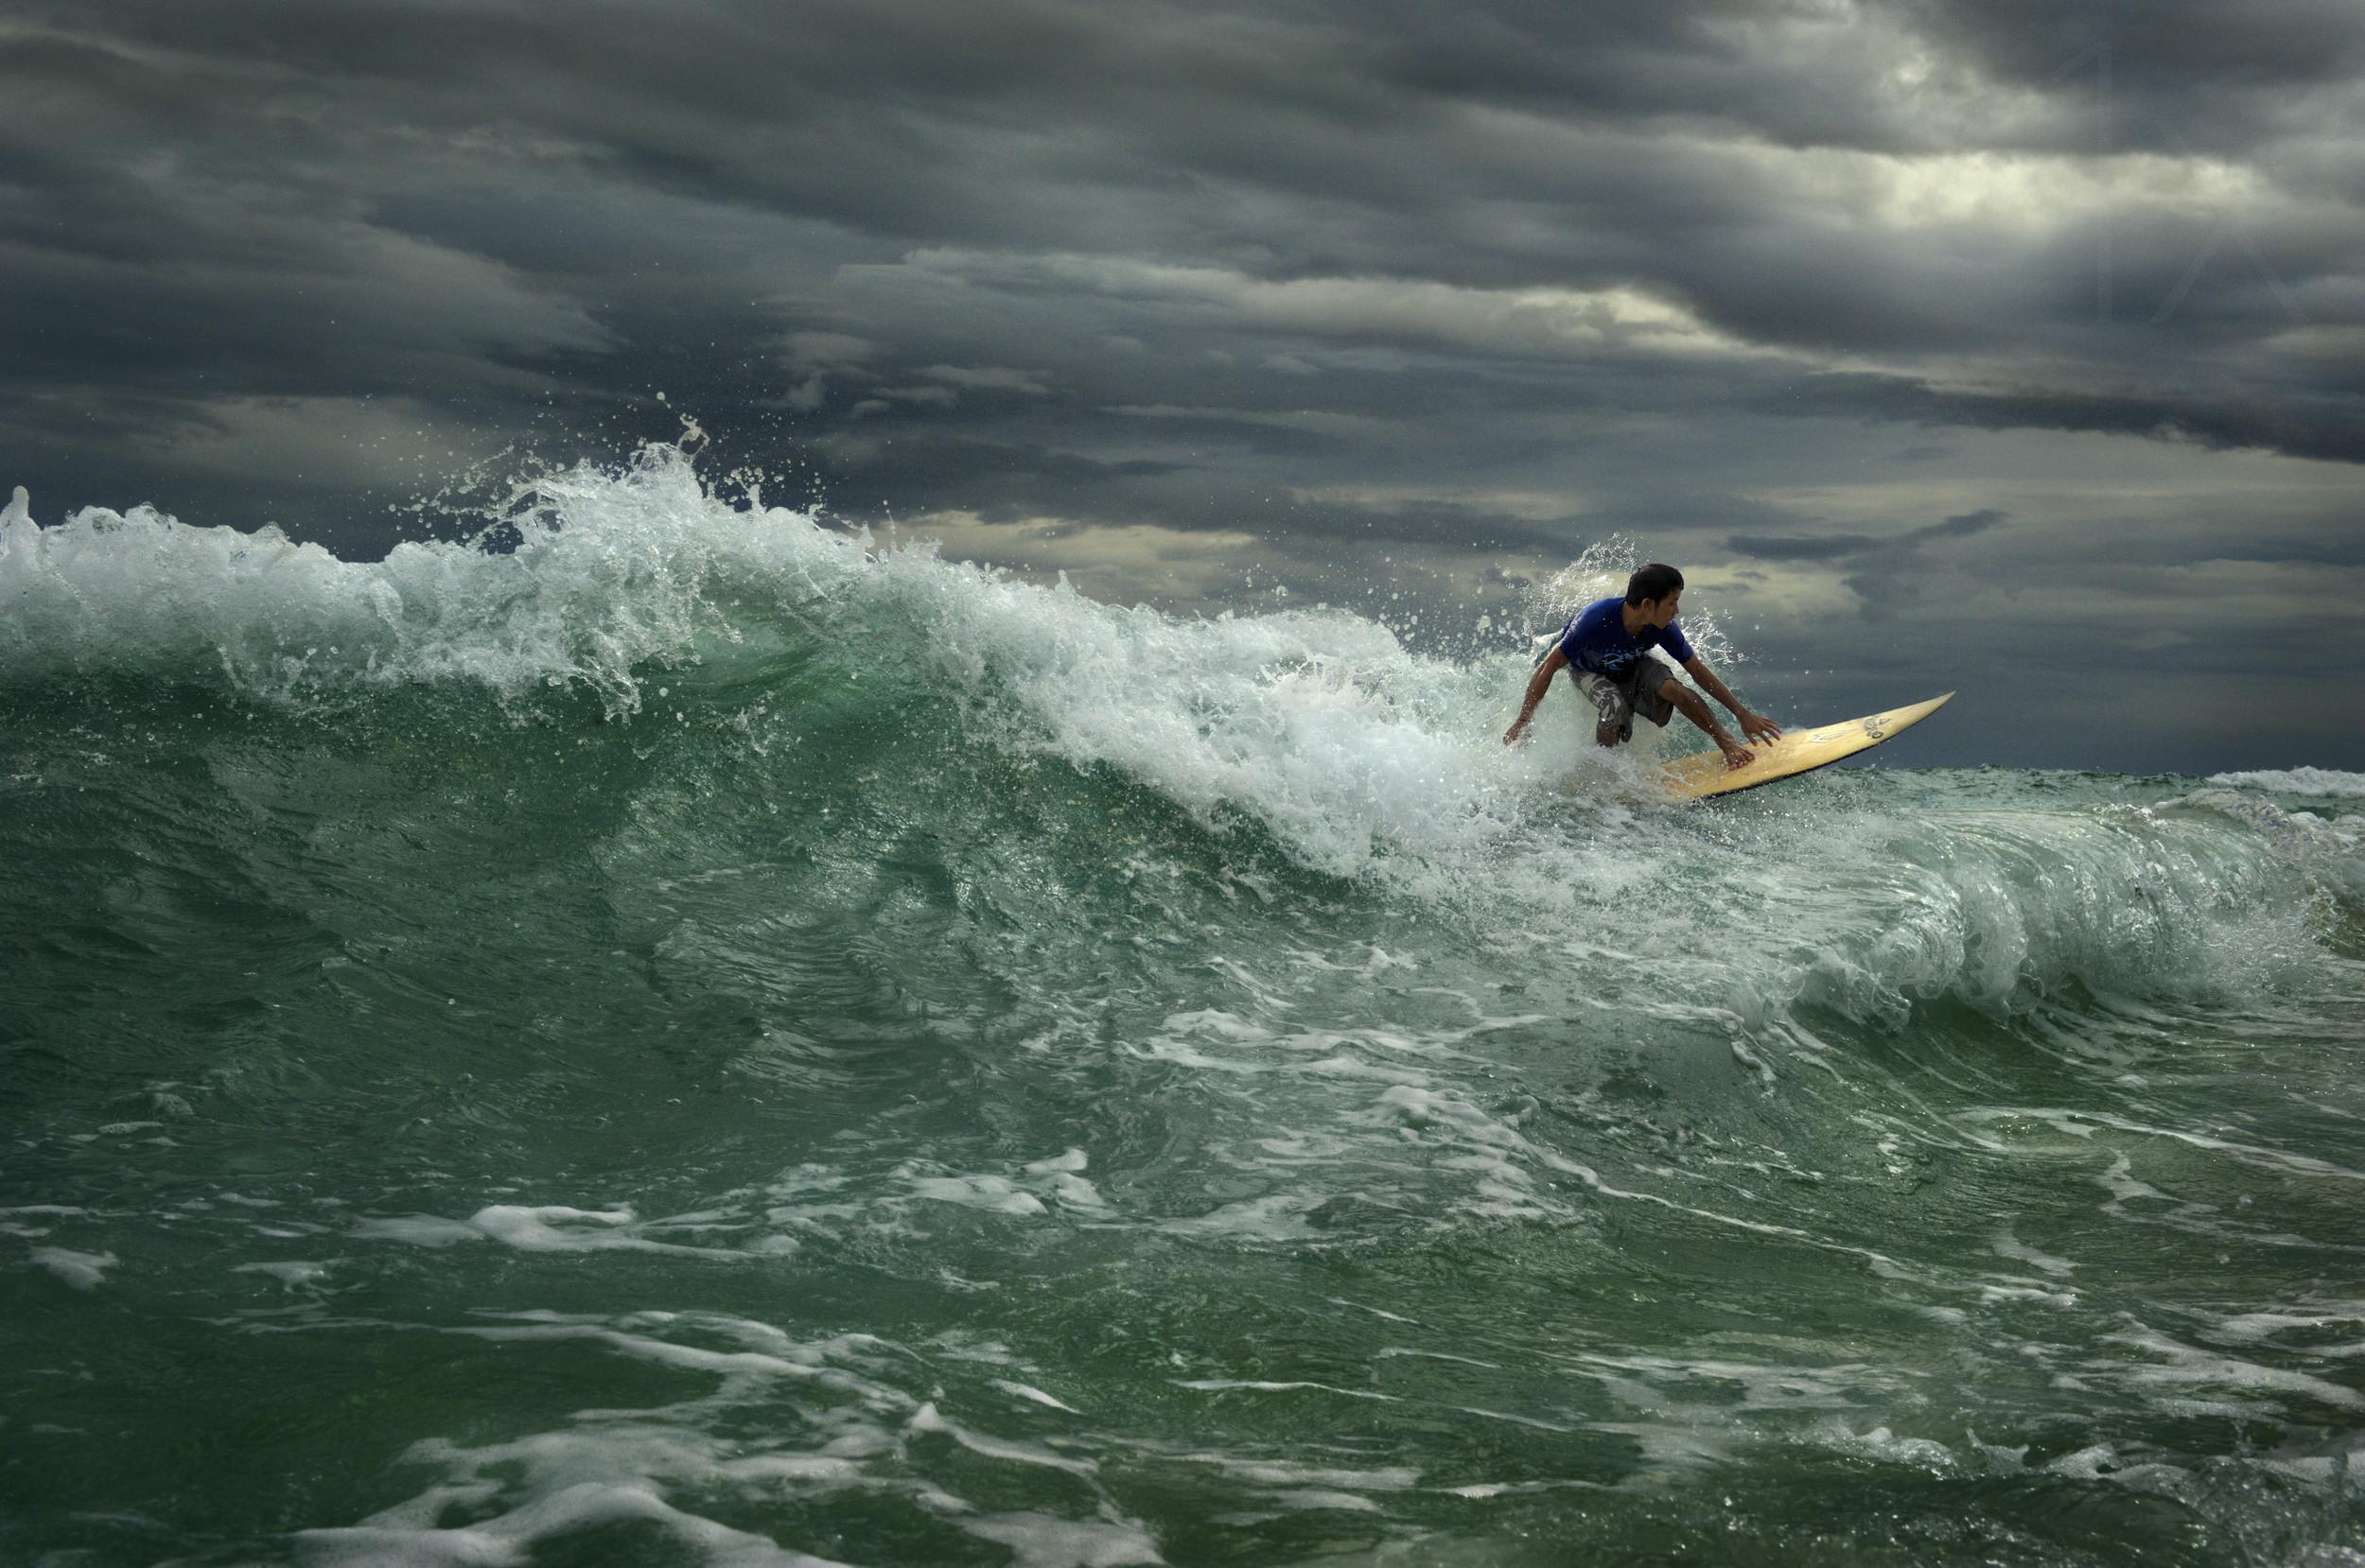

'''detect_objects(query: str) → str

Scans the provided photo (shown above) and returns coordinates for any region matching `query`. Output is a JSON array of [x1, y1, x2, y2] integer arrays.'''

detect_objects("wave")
[[4, 447, 2358, 1029], [0, 446, 1607, 884]]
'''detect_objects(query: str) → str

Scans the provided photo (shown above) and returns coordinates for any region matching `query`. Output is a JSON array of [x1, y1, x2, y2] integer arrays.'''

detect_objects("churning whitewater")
[[3, 448, 2361, 1567]]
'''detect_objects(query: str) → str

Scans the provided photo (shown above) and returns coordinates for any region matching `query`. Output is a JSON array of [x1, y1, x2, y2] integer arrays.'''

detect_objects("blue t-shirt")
[[1556, 595, 1694, 675]]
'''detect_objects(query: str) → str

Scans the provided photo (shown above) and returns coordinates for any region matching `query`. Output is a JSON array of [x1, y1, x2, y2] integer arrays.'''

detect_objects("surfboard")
[[1658, 692, 1953, 801]]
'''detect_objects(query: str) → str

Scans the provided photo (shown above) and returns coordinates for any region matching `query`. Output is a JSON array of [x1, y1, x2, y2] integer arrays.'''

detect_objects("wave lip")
[[2207, 767, 2365, 799], [0, 453, 866, 713]]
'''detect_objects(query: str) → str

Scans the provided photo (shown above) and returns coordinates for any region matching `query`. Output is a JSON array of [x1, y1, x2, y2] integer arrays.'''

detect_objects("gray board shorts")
[[1537, 645, 1679, 742]]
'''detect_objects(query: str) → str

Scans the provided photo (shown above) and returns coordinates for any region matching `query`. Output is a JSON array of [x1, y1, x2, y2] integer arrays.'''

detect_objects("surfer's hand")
[[1501, 719, 1529, 747], [1741, 709, 1782, 743]]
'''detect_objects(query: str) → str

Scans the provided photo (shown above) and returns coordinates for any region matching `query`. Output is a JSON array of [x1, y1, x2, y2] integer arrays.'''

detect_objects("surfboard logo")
[[1863, 720, 1887, 740]]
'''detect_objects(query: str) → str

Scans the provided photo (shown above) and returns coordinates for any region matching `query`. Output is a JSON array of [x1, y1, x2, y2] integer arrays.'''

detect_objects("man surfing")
[[1502, 563, 1779, 771]]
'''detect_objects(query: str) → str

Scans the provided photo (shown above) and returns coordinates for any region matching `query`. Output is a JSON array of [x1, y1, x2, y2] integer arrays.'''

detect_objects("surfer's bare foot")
[[1721, 740, 1754, 769]]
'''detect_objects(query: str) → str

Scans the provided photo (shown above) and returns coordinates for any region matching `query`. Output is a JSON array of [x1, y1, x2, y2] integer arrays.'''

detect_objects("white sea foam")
[[994, 1380, 1084, 1414], [296, 1479, 861, 1568], [1174, 1380, 1401, 1401], [899, 1172, 1050, 1217], [2203, 1303, 2365, 1350], [2101, 1325, 2365, 1414], [1155, 1194, 1325, 1241], [962, 1512, 1164, 1568], [235, 1260, 332, 1289], [352, 1204, 774, 1257], [1990, 1229, 2076, 1278], [26, 1246, 116, 1289], [277, 1310, 1155, 1568], [1807, 1420, 1957, 1472], [906, 1402, 1097, 1476]]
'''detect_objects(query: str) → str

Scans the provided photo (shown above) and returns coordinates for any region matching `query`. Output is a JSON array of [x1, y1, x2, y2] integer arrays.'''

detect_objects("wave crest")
[[0, 447, 867, 713], [2208, 767, 2365, 799], [4, 451, 2355, 1023]]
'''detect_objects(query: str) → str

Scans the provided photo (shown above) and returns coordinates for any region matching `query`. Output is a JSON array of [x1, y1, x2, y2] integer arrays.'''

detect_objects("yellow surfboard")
[[1658, 692, 1954, 801]]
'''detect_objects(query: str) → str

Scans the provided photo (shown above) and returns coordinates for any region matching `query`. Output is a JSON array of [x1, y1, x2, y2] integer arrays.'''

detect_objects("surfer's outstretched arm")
[[1680, 655, 1781, 745], [1658, 678, 1755, 769], [1502, 647, 1568, 745]]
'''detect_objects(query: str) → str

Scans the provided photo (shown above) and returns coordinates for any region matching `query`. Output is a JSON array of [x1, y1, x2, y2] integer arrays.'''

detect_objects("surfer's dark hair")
[[1626, 564, 1684, 605]]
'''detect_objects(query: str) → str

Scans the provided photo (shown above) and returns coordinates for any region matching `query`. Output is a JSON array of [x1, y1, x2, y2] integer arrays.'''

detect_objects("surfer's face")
[[1639, 588, 1681, 629]]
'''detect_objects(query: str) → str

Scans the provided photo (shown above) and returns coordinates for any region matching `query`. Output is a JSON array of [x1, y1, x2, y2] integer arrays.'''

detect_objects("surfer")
[[1502, 564, 1780, 770]]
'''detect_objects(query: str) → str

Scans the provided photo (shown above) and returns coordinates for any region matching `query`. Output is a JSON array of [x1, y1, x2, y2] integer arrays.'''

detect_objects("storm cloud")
[[2, 0, 2359, 769]]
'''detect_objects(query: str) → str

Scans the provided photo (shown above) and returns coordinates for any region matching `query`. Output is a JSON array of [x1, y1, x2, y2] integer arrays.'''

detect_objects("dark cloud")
[[1755, 373, 2365, 464], [1729, 507, 2009, 612], [1920, 507, 2008, 540], [1909, 0, 2365, 102], [1727, 507, 2006, 563], [2, 0, 2361, 770]]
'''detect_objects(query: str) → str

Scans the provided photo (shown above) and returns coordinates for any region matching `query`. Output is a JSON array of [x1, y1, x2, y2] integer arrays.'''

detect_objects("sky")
[[3, 0, 2361, 773]]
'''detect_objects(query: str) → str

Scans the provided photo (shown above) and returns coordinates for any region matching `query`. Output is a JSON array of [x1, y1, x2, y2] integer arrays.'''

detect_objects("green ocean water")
[[4, 454, 2362, 1567]]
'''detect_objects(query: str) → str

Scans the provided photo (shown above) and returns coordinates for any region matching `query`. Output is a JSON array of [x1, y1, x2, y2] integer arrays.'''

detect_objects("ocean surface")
[[4, 448, 2362, 1567]]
